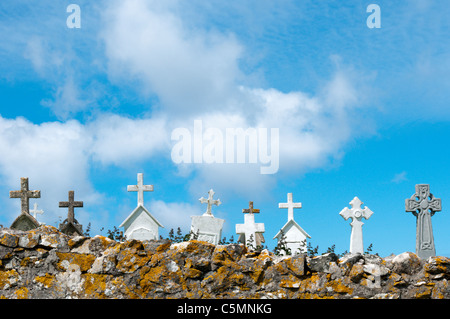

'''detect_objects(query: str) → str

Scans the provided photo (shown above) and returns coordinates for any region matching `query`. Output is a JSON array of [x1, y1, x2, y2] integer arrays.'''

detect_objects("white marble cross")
[[128, 173, 154, 206], [279, 193, 302, 221], [199, 189, 221, 216], [236, 201, 265, 248], [339, 197, 373, 254], [30, 202, 44, 220]]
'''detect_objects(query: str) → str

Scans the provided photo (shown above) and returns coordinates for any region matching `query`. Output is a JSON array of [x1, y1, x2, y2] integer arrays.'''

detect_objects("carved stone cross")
[[10, 177, 41, 215], [30, 202, 44, 220], [279, 193, 302, 221], [236, 201, 265, 248], [199, 189, 221, 216], [242, 201, 260, 215], [59, 191, 83, 224], [405, 184, 442, 259], [339, 197, 373, 254], [128, 173, 153, 206]]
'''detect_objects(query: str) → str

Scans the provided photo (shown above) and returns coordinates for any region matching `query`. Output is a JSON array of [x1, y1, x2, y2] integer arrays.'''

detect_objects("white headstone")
[[339, 196, 373, 254], [190, 189, 224, 245], [274, 193, 310, 255], [236, 201, 265, 248], [120, 173, 163, 241]]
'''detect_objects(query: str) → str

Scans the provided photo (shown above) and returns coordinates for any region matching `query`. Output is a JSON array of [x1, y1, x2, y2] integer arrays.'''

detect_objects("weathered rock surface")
[[0, 225, 449, 299]]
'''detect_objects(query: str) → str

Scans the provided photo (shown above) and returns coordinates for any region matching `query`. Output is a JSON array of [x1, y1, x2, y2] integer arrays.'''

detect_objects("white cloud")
[[102, 0, 243, 116], [0, 116, 93, 226], [392, 171, 408, 184], [88, 114, 170, 166], [0, 1, 374, 230]]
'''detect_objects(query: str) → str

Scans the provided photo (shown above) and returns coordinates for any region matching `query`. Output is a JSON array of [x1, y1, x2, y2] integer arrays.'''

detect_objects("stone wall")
[[0, 225, 449, 299]]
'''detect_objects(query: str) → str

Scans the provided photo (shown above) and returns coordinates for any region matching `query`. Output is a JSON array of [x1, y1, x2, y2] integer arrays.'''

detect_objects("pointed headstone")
[[274, 193, 310, 255], [120, 173, 163, 241], [10, 177, 41, 231], [190, 189, 224, 245], [339, 196, 373, 254], [59, 190, 84, 236], [405, 184, 442, 259], [236, 201, 265, 248]]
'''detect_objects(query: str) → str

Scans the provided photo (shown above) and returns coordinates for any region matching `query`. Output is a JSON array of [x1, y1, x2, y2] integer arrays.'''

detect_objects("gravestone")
[[10, 177, 41, 231], [273, 193, 311, 255], [30, 203, 44, 224], [405, 184, 442, 259], [59, 190, 84, 236], [120, 173, 163, 240], [339, 196, 373, 254], [236, 201, 265, 249], [190, 189, 225, 245]]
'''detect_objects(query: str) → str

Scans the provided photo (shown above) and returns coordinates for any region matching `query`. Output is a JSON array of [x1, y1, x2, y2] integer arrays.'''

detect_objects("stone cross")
[[199, 189, 221, 216], [236, 201, 265, 248], [128, 173, 153, 206], [59, 190, 83, 223], [30, 202, 44, 220], [279, 192, 302, 221], [339, 197, 373, 254], [242, 201, 260, 215], [405, 184, 442, 259], [10, 177, 41, 215]]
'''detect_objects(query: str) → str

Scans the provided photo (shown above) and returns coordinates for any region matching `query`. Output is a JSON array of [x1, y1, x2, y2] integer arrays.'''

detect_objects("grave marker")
[[120, 173, 163, 241], [30, 202, 44, 222], [10, 177, 41, 231], [274, 193, 311, 255], [236, 201, 265, 248], [405, 184, 442, 259], [59, 190, 84, 236], [339, 196, 373, 254], [190, 189, 224, 245]]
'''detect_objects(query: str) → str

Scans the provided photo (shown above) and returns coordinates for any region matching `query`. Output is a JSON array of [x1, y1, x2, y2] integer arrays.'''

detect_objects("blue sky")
[[1, 0, 450, 257]]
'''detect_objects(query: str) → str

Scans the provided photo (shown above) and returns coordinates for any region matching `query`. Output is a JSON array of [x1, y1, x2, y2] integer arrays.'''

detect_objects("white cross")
[[279, 193, 302, 221], [30, 202, 44, 220], [199, 189, 221, 216], [127, 173, 154, 206], [339, 196, 373, 254], [236, 201, 265, 248]]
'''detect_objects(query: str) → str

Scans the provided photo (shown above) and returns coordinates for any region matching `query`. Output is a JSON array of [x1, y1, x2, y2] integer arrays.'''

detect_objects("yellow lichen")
[[0, 270, 20, 289], [14, 287, 28, 299], [82, 274, 109, 298], [56, 252, 96, 272], [34, 273, 55, 288]]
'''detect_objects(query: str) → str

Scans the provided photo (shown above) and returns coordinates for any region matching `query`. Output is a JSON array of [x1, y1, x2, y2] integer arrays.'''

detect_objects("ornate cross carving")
[[199, 189, 221, 216], [405, 184, 442, 259], [339, 197, 373, 254]]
